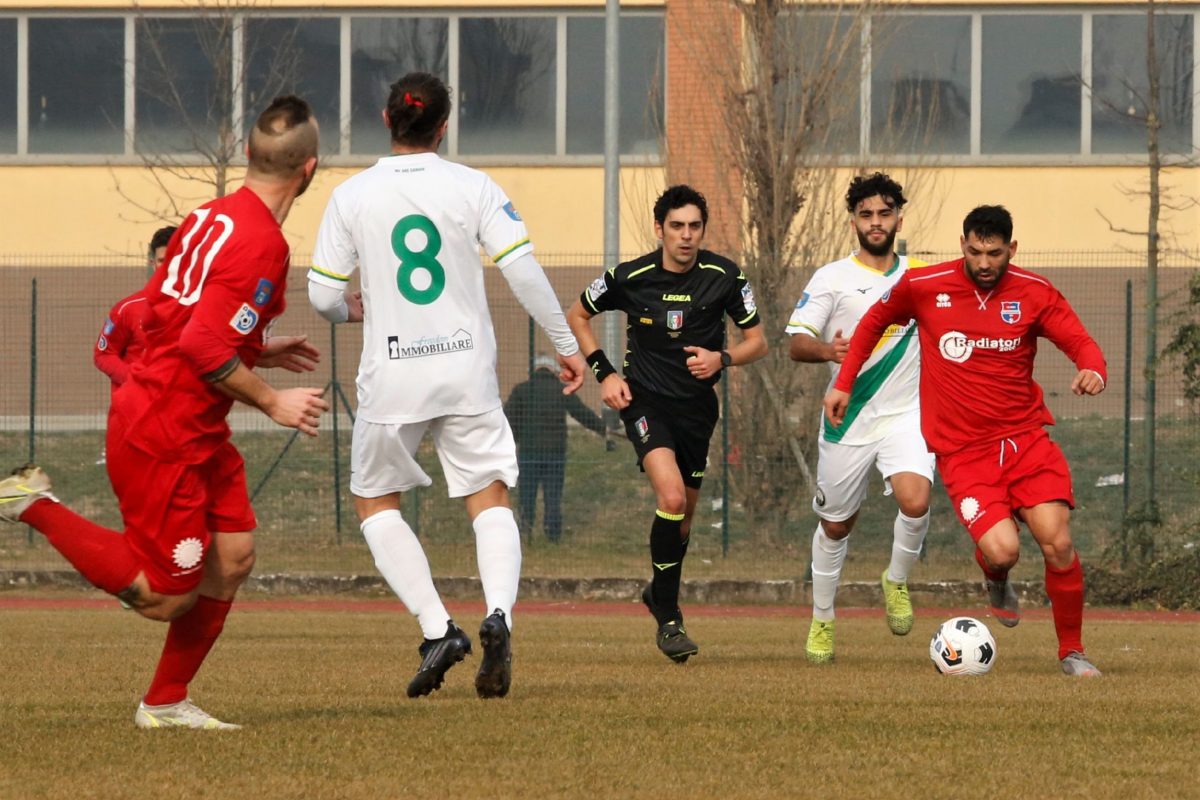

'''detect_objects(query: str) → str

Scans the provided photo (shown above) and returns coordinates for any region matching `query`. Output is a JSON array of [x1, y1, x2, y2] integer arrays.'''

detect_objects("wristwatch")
[[719, 350, 733, 368]]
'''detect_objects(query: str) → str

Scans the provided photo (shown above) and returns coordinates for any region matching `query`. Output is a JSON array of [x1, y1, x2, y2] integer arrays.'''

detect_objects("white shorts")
[[812, 412, 935, 523], [350, 407, 519, 499]]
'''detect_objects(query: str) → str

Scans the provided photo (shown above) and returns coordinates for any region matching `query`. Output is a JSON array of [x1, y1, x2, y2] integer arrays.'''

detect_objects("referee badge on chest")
[[667, 310, 683, 331]]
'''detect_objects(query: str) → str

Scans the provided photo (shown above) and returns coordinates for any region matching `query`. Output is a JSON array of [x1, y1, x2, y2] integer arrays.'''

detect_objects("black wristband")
[[586, 349, 617, 383]]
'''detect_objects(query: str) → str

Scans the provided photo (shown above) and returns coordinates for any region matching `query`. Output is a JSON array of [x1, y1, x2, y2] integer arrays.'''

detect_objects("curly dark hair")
[[845, 172, 906, 213], [962, 205, 1014, 243], [653, 184, 709, 226]]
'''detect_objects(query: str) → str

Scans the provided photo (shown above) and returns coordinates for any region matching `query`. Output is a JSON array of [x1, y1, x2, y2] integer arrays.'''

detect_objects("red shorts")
[[106, 420, 256, 595], [937, 428, 1074, 543]]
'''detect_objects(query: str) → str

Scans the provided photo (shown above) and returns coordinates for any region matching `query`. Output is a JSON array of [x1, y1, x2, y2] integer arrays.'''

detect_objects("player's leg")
[[806, 438, 873, 662], [876, 421, 935, 635], [1009, 431, 1098, 676], [436, 409, 521, 698]]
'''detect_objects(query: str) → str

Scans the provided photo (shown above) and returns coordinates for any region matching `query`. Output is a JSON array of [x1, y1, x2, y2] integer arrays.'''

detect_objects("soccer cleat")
[[406, 621, 472, 698], [655, 620, 699, 664], [475, 609, 513, 699], [880, 570, 914, 636], [0, 464, 58, 524], [1060, 651, 1103, 678], [806, 618, 835, 664], [986, 578, 1021, 628], [134, 699, 241, 731]]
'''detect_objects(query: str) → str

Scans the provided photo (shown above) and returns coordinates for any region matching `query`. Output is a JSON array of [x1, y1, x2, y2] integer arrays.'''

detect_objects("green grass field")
[[0, 597, 1196, 799]]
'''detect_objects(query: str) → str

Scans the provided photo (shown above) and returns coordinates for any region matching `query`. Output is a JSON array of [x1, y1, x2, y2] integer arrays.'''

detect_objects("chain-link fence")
[[1, 252, 1196, 582]]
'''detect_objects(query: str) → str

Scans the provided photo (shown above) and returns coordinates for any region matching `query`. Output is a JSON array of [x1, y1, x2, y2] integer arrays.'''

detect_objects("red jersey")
[[94, 291, 153, 387], [834, 259, 1106, 456], [114, 187, 291, 464]]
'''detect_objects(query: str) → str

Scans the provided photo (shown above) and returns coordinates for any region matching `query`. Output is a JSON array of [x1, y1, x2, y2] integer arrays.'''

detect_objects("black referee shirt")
[[580, 248, 761, 399]]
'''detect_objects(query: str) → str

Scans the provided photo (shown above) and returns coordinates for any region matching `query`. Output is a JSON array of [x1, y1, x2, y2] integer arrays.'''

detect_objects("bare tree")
[[662, 0, 938, 542], [112, 1, 305, 225]]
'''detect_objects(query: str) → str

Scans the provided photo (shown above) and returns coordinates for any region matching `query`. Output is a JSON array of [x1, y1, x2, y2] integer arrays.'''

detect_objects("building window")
[[1092, 13, 1194, 154], [0, 19, 16, 153], [871, 15, 971, 155], [28, 18, 125, 154], [350, 17, 448, 156], [565, 15, 664, 155], [136, 17, 232, 155], [981, 15, 1082, 154], [458, 17, 556, 155], [245, 17, 341, 155]]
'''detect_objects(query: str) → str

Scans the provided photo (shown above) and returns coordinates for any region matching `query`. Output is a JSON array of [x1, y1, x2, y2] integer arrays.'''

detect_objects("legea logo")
[[938, 330, 1021, 363]]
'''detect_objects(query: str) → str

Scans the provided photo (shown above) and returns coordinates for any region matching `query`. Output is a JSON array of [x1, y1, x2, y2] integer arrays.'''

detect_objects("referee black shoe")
[[406, 621, 472, 698], [656, 620, 699, 664], [475, 609, 512, 699]]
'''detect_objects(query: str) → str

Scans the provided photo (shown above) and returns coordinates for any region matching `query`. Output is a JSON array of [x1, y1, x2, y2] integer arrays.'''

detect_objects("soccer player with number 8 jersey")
[[0, 96, 329, 728], [308, 72, 587, 700]]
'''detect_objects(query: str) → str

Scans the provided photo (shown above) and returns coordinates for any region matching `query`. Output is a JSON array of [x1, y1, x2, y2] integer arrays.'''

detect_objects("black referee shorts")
[[620, 383, 718, 489]]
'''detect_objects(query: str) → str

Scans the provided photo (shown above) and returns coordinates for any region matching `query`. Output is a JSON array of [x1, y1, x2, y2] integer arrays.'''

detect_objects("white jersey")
[[310, 153, 534, 423], [785, 253, 926, 445]]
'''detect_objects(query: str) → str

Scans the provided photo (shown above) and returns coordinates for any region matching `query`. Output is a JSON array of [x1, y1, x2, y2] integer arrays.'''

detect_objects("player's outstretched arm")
[[309, 281, 363, 324], [204, 358, 329, 436], [566, 299, 632, 410], [789, 328, 849, 364], [1071, 369, 1106, 396], [557, 351, 587, 395], [258, 335, 321, 372]]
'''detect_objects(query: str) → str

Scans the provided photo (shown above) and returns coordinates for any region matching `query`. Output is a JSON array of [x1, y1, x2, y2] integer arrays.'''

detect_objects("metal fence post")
[[721, 374, 730, 557], [331, 322, 342, 544], [1123, 279, 1132, 520], [27, 278, 37, 544]]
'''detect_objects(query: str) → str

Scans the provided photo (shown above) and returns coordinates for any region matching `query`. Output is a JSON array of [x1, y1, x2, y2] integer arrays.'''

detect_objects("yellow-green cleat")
[[880, 570, 914, 636], [805, 618, 835, 664]]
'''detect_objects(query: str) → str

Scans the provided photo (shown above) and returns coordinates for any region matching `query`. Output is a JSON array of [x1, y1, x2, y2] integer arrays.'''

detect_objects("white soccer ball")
[[929, 616, 997, 675]]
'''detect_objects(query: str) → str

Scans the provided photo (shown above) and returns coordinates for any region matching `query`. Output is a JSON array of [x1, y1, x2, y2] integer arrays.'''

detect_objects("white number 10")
[[161, 208, 235, 306]]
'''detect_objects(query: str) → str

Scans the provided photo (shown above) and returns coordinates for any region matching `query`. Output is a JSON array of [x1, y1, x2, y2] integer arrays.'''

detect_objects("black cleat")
[[406, 621, 472, 698], [475, 609, 513, 699], [656, 620, 699, 664]]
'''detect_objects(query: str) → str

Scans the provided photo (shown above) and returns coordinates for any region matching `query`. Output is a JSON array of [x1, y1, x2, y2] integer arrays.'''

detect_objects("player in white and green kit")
[[785, 173, 934, 663], [308, 72, 586, 699]]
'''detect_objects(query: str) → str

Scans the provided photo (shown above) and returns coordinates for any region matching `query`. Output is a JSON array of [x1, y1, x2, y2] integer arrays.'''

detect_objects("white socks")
[[361, 509, 450, 640], [473, 506, 522, 630], [887, 510, 929, 583], [811, 523, 848, 622]]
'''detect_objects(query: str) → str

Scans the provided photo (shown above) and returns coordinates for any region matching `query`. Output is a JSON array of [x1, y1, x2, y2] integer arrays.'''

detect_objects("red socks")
[[21, 498, 140, 595], [143, 595, 233, 706], [1045, 553, 1086, 660], [973, 547, 1008, 583]]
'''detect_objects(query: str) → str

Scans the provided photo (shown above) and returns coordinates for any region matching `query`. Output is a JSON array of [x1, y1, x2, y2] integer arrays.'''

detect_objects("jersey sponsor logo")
[[639, 316, 653, 325], [1000, 300, 1021, 324], [855, 287, 870, 295], [587, 277, 608, 303], [386, 329, 474, 360], [938, 330, 1021, 363], [502, 201, 522, 221], [936, 293, 951, 308], [797, 291, 811, 309], [97, 335, 108, 351], [635, 415, 650, 442], [741, 284, 757, 313], [253, 278, 275, 307], [667, 310, 683, 330], [662, 293, 691, 301], [959, 496, 984, 524], [102, 318, 115, 335], [229, 303, 260, 335]]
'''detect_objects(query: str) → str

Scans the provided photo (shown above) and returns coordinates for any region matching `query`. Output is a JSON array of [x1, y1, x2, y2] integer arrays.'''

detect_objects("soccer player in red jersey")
[[92, 225, 177, 465], [824, 205, 1107, 677], [0, 95, 329, 727]]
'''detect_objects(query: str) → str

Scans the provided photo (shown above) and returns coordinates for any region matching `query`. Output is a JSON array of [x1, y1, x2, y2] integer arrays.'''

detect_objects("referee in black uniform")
[[566, 184, 767, 662]]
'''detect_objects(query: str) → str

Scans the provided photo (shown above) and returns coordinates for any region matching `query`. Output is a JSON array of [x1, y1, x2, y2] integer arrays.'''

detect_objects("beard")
[[857, 227, 896, 257]]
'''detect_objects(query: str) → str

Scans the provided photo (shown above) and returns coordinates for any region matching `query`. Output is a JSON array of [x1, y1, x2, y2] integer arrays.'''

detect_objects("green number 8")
[[392, 214, 445, 305]]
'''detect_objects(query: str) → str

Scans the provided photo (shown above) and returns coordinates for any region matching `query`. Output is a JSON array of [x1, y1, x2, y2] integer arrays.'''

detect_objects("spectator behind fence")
[[505, 354, 611, 543], [92, 225, 177, 465]]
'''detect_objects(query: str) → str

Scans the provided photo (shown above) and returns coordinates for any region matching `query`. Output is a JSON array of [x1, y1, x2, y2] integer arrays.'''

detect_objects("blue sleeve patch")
[[102, 318, 115, 335], [797, 291, 810, 309], [502, 201, 522, 221], [230, 303, 260, 334], [253, 278, 275, 307]]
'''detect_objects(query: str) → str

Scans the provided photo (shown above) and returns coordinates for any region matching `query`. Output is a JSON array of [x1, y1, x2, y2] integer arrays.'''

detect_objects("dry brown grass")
[[0, 598, 1196, 799]]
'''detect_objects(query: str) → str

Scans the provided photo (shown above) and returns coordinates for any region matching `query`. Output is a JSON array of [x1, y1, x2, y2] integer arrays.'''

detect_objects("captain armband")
[[202, 355, 241, 383], [586, 349, 617, 383]]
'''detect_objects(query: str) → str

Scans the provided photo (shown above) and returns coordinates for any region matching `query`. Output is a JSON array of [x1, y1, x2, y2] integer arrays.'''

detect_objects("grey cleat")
[[1060, 651, 1102, 678], [0, 464, 58, 524], [985, 578, 1021, 628], [134, 699, 241, 730]]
